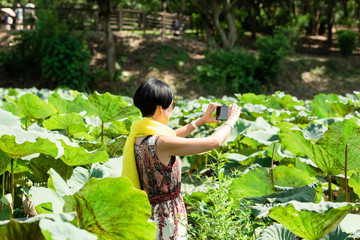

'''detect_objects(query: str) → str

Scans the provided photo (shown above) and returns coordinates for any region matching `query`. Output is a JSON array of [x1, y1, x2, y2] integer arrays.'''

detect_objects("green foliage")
[[196, 48, 258, 94], [268, 201, 355, 240], [336, 30, 357, 57], [41, 34, 92, 92], [153, 44, 190, 69], [255, 33, 291, 84], [0, 0, 93, 92], [185, 152, 266, 239]]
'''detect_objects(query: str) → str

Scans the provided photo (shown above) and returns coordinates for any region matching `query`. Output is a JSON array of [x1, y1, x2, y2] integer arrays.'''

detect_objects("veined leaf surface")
[[67, 177, 157, 240]]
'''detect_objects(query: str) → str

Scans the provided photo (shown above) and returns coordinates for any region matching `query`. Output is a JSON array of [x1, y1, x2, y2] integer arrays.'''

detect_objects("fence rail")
[[0, 7, 194, 36]]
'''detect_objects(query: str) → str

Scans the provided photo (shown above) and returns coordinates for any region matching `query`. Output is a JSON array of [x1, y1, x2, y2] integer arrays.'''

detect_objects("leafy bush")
[[255, 33, 291, 84], [153, 44, 190, 69], [0, 0, 93, 92], [185, 152, 267, 239], [41, 34, 92, 92], [336, 30, 357, 57], [196, 48, 258, 94]]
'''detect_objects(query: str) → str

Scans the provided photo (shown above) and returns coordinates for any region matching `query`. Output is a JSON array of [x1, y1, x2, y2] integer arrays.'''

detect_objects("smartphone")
[[216, 106, 228, 120]]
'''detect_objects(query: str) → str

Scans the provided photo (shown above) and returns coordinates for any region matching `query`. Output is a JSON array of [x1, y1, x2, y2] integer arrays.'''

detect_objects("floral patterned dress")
[[135, 135, 187, 240]]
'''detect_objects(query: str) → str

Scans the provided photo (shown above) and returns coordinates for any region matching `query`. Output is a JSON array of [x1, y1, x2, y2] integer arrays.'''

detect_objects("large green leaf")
[[39, 218, 97, 240], [17, 94, 57, 120], [0, 108, 21, 127], [48, 91, 97, 116], [274, 165, 317, 188], [88, 92, 139, 123], [257, 223, 296, 240], [0, 135, 58, 159], [0, 212, 81, 240], [280, 119, 360, 176], [29, 187, 65, 214], [243, 117, 280, 146], [230, 166, 316, 200], [66, 177, 157, 240], [311, 94, 340, 119], [268, 201, 355, 240], [0, 218, 44, 240], [43, 113, 84, 132], [247, 182, 321, 205], [229, 168, 274, 199], [27, 155, 73, 182], [0, 149, 11, 175], [348, 173, 360, 197], [59, 140, 108, 166]]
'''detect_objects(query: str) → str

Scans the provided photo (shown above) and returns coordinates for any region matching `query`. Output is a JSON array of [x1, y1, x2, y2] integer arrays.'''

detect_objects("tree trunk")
[[312, 0, 320, 35], [343, 0, 349, 18], [105, 15, 116, 75], [326, 0, 336, 46], [223, 0, 237, 48], [201, 12, 217, 48], [250, 0, 260, 40]]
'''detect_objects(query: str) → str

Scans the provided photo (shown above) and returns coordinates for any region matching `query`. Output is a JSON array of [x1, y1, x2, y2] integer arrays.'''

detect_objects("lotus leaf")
[[348, 173, 360, 197], [17, 94, 57, 120], [0, 108, 21, 127], [0, 135, 58, 159], [280, 119, 360, 176], [230, 166, 318, 200], [229, 167, 273, 199], [59, 140, 108, 166], [274, 165, 317, 188], [243, 117, 280, 146], [28, 155, 73, 182], [43, 113, 84, 132], [320, 225, 350, 240], [0, 212, 81, 240], [48, 92, 97, 116], [0, 149, 11, 175], [40, 218, 97, 240], [247, 182, 321, 206], [88, 91, 140, 123], [29, 187, 65, 214], [67, 177, 157, 240], [268, 201, 355, 240], [257, 223, 296, 240]]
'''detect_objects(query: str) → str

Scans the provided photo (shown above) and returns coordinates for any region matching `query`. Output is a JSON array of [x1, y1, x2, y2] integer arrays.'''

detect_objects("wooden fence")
[[0, 7, 194, 36]]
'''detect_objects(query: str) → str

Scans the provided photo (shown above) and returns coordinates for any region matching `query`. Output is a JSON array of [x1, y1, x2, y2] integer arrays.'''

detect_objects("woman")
[[123, 78, 241, 240]]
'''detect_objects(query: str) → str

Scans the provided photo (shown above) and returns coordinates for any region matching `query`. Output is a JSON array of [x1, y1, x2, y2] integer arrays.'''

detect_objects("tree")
[[192, 0, 237, 50], [93, 0, 120, 75]]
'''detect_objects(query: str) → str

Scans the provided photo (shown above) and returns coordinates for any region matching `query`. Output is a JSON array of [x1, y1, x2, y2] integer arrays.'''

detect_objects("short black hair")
[[133, 78, 174, 117]]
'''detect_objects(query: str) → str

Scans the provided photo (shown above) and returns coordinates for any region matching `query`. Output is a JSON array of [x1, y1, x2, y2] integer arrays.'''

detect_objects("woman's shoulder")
[[135, 135, 160, 146]]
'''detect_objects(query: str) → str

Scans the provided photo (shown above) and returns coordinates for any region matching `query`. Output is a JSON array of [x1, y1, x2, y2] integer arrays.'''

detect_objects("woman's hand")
[[198, 103, 222, 125], [226, 103, 242, 126]]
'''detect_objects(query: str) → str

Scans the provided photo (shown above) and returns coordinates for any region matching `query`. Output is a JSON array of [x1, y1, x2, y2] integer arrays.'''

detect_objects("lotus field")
[[0, 87, 360, 240]]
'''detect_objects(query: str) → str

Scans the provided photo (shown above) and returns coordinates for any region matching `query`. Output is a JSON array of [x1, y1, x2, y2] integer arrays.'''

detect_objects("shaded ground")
[[1, 31, 360, 100]]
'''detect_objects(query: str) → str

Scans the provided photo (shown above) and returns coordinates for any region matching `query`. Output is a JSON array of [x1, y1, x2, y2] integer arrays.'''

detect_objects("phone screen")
[[216, 106, 228, 120]]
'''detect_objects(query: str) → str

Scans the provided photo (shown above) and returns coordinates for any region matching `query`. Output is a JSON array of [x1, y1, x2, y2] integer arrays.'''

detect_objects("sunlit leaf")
[[48, 91, 97, 116], [269, 201, 355, 240], [257, 223, 296, 240], [17, 94, 57, 120], [43, 113, 84, 132], [59, 140, 108, 166], [66, 177, 157, 240], [88, 91, 140, 123]]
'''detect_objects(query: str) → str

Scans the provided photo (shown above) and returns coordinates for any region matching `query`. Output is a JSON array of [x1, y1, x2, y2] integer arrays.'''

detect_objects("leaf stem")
[[11, 158, 14, 219], [271, 144, 275, 188], [328, 174, 333, 202], [2, 173, 5, 196], [101, 122, 104, 143], [345, 143, 348, 202]]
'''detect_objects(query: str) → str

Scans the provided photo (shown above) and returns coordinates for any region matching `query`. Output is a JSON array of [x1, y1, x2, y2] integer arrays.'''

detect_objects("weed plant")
[[336, 30, 357, 57], [185, 151, 268, 240]]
